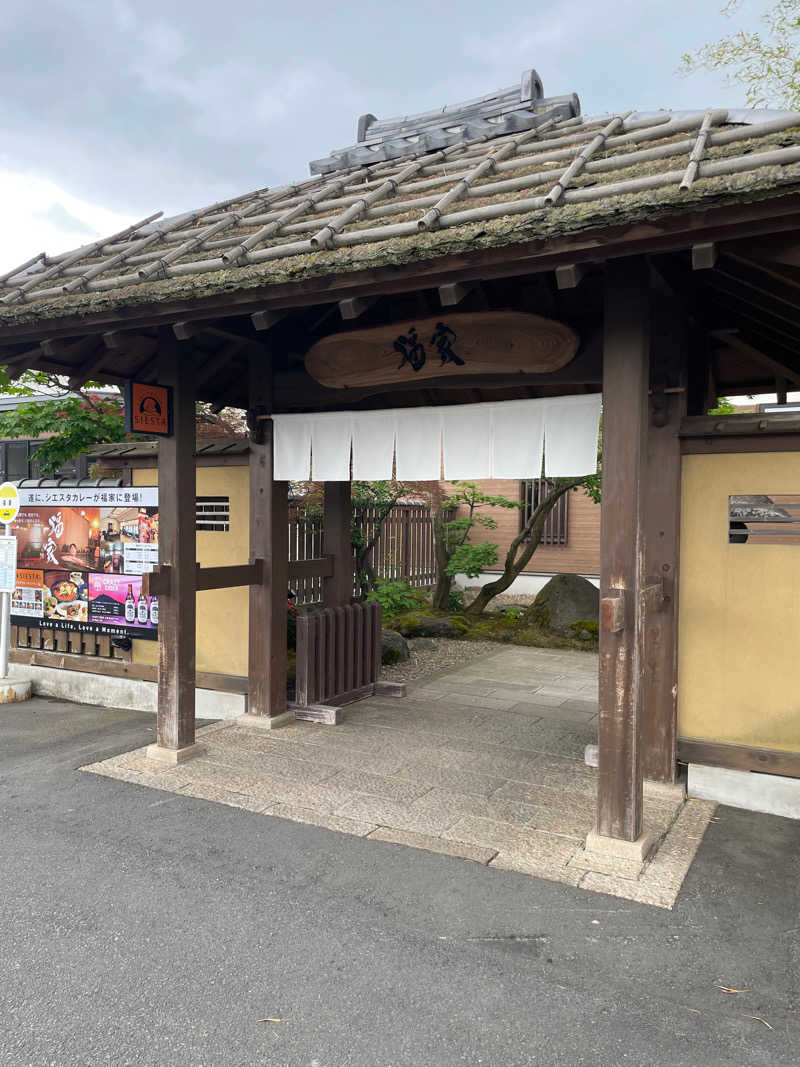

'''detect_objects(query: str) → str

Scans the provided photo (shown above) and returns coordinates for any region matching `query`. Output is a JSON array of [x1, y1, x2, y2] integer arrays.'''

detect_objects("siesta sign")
[[304, 310, 579, 390], [124, 380, 173, 436]]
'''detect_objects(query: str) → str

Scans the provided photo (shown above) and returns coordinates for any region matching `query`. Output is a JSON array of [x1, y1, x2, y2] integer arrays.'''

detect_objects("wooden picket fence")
[[293, 602, 383, 722], [289, 502, 437, 606]]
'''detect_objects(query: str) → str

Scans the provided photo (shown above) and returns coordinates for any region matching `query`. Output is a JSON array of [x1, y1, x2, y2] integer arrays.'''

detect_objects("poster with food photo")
[[10, 486, 159, 640]]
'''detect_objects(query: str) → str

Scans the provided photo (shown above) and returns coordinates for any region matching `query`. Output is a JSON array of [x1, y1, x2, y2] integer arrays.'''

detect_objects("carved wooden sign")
[[305, 310, 579, 389]]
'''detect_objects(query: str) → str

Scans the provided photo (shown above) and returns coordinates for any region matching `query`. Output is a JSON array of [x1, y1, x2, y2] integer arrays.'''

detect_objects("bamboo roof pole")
[[9, 106, 800, 307], [545, 114, 631, 205], [61, 203, 252, 294], [308, 151, 455, 250], [0, 251, 46, 286], [219, 175, 354, 265], [135, 177, 338, 280], [72, 109, 788, 269], [679, 110, 715, 191], [40, 109, 778, 287], [53, 116, 608, 266], [21, 115, 750, 288], [24, 114, 766, 287], [1, 212, 163, 304], [22, 184, 274, 273], [417, 118, 559, 231], [19, 129, 800, 304]]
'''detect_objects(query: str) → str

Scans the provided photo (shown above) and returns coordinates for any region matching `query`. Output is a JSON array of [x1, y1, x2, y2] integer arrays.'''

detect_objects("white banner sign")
[[17, 487, 158, 508]]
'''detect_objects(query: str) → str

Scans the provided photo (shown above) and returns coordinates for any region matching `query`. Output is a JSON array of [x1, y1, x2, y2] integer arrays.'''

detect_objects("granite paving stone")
[[444, 815, 581, 865], [489, 852, 585, 886], [82, 645, 713, 908], [260, 803, 378, 837], [366, 827, 498, 864], [392, 759, 507, 798], [326, 769, 433, 804], [333, 792, 459, 836]]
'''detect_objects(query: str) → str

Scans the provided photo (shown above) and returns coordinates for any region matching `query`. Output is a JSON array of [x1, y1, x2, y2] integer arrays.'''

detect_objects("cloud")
[[0, 0, 770, 275], [33, 202, 99, 240], [0, 171, 133, 274]]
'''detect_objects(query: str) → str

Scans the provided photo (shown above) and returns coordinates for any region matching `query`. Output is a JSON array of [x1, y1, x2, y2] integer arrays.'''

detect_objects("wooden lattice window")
[[521, 479, 569, 545]]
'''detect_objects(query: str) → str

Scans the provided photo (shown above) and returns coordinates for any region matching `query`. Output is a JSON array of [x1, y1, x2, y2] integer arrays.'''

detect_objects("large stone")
[[532, 574, 599, 637], [382, 629, 410, 665]]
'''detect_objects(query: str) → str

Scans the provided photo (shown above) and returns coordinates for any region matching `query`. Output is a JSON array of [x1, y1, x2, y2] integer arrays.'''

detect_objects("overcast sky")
[[0, 0, 769, 274]]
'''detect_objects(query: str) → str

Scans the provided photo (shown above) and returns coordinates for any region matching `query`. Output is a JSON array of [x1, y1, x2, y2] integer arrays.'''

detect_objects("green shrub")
[[366, 580, 419, 616], [448, 588, 465, 613]]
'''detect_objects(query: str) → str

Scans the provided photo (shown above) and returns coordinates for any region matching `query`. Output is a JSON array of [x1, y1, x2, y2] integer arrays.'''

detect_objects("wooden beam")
[[194, 340, 246, 387], [173, 320, 197, 341], [555, 263, 585, 290], [102, 330, 132, 349], [597, 257, 649, 843], [9, 647, 247, 693], [248, 354, 288, 719], [640, 273, 687, 782], [323, 482, 353, 607], [438, 282, 473, 306], [680, 411, 800, 436], [251, 309, 288, 331], [288, 556, 334, 580], [339, 296, 376, 320], [642, 292, 686, 782], [677, 738, 800, 779], [155, 334, 198, 752], [692, 242, 717, 270], [711, 330, 800, 388], [143, 561, 264, 597], [67, 345, 111, 390]]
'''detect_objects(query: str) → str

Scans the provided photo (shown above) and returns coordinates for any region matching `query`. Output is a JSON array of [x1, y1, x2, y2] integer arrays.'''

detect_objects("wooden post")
[[592, 257, 650, 849], [642, 279, 687, 783], [146, 334, 202, 763], [246, 352, 289, 724], [323, 482, 353, 608]]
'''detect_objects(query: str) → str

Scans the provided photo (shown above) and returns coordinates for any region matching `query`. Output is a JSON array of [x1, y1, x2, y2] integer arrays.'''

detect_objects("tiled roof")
[[1, 72, 800, 325]]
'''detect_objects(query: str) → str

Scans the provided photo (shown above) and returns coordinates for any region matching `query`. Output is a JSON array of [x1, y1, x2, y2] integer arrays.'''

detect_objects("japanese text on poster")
[[9, 486, 159, 641]]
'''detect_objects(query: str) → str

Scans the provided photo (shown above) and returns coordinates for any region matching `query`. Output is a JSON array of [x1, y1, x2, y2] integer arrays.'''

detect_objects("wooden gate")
[[294, 602, 383, 723]]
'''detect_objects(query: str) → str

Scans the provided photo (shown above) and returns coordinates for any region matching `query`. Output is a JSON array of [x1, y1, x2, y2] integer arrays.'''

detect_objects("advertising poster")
[[10, 486, 159, 640]]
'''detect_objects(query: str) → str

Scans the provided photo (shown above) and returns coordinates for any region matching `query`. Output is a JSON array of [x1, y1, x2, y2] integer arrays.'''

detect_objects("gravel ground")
[[462, 590, 537, 608], [380, 637, 499, 683]]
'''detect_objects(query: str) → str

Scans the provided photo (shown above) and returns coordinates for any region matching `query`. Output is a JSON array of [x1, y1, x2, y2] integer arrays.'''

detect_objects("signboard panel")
[[0, 536, 18, 593], [9, 486, 159, 641], [124, 381, 173, 436]]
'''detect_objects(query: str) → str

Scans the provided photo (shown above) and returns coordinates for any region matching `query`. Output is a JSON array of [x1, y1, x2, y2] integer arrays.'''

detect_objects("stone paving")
[[83, 646, 715, 908]]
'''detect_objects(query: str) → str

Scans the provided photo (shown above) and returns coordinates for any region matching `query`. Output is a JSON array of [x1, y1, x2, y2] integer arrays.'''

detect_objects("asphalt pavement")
[[1, 697, 798, 1066]]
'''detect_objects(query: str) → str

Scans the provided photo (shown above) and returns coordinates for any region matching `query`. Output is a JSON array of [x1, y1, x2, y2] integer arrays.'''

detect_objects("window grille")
[[196, 496, 230, 532], [521, 480, 569, 545]]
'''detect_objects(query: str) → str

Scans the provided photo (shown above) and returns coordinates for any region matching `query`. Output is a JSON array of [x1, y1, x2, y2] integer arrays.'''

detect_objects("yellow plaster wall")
[[678, 451, 800, 752], [131, 465, 250, 677]]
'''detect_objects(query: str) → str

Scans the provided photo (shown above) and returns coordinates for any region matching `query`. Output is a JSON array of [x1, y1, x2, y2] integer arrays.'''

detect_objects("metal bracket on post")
[[641, 576, 665, 614], [600, 588, 625, 633]]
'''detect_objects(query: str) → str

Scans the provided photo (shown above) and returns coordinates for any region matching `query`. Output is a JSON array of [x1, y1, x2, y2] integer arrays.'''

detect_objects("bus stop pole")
[[0, 522, 11, 679]]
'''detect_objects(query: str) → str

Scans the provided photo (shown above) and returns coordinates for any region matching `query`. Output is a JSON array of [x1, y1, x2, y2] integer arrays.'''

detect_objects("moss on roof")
[[2, 124, 800, 330]]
